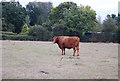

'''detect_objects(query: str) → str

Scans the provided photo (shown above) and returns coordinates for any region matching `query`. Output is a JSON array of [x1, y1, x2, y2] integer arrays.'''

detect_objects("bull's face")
[[52, 36, 58, 43]]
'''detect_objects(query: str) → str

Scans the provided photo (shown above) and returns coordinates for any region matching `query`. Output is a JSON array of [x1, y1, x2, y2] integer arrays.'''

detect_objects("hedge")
[[2, 32, 17, 35], [1, 32, 39, 41]]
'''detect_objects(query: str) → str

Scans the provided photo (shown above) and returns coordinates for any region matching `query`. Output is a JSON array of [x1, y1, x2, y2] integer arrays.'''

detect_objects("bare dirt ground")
[[2, 40, 118, 79]]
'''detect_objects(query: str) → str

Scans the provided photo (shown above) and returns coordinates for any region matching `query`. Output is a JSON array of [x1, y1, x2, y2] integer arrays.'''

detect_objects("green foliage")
[[117, 13, 120, 43], [0, 19, 2, 31], [2, 31, 17, 35], [2, 34, 37, 41], [2, 2, 27, 33], [2, 20, 15, 32], [28, 25, 51, 41], [118, 13, 120, 25], [1, 31, 37, 40], [21, 24, 29, 34], [93, 23, 103, 32], [103, 17, 117, 33], [1, 1, 119, 42], [90, 14, 118, 43], [42, 20, 52, 31], [26, 2, 53, 26], [49, 2, 98, 37], [52, 23, 68, 36], [117, 25, 120, 43], [49, 2, 77, 24], [102, 15, 118, 42]]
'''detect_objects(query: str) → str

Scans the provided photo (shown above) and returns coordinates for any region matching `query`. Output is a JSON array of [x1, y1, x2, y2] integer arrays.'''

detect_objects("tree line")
[[1, 1, 120, 42]]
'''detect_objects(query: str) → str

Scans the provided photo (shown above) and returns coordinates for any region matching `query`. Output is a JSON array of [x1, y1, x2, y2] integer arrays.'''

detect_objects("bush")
[[52, 23, 68, 36], [1, 31, 38, 41], [21, 24, 29, 34], [28, 25, 51, 41], [2, 22, 15, 32], [2, 31, 17, 35], [2, 34, 37, 41]]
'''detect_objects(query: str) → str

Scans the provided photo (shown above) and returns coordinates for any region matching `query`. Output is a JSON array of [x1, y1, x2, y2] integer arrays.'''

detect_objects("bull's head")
[[52, 36, 58, 43]]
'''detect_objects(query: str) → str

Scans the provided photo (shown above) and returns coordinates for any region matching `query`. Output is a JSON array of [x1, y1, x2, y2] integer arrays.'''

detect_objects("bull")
[[52, 36, 80, 56]]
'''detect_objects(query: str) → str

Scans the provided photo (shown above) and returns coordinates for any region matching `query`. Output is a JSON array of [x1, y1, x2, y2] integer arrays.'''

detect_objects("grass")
[[74, 63, 84, 66], [2, 40, 118, 79], [100, 60, 109, 63], [112, 56, 117, 59]]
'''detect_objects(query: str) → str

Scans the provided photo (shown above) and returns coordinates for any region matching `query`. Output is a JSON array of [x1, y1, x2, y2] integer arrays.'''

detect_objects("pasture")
[[2, 40, 118, 79]]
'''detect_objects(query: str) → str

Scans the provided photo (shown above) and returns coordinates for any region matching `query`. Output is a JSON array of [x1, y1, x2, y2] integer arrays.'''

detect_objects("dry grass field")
[[2, 40, 118, 79]]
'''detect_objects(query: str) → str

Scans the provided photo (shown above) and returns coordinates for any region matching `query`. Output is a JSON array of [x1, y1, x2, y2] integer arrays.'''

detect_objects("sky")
[[1, 0, 119, 21]]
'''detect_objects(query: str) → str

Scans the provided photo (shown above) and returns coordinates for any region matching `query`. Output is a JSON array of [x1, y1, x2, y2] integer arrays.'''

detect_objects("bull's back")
[[67, 37, 80, 47], [58, 36, 80, 48]]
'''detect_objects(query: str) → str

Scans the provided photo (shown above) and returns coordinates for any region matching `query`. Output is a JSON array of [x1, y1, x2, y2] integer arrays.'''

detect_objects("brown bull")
[[52, 36, 80, 56]]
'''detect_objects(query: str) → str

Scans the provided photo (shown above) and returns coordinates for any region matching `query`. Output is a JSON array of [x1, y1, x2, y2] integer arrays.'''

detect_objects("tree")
[[117, 25, 120, 43], [118, 13, 120, 25], [102, 15, 118, 42], [25, 15, 30, 26], [49, 2, 98, 37], [21, 24, 29, 34], [49, 2, 77, 24], [26, 2, 53, 26], [0, 19, 1, 31], [111, 14, 116, 19], [28, 25, 51, 41], [42, 20, 52, 31], [117, 13, 120, 43], [2, 19, 15, 32], [2, 1, 27, 33], [52, 23, 68, 36], [93, 15, 103, 32]]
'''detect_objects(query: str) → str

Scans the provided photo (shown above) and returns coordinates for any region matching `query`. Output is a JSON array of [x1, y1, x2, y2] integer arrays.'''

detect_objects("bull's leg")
[[76, 46, 79, 56], [61, 48, 65, 55], [73, 47, 76, 56], [61, 49, 64, 55], [63, 48, 65, 55]]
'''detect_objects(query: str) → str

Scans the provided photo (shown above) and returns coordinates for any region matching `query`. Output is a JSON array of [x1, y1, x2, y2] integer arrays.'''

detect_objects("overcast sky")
[[2, 0, 119, 21]]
